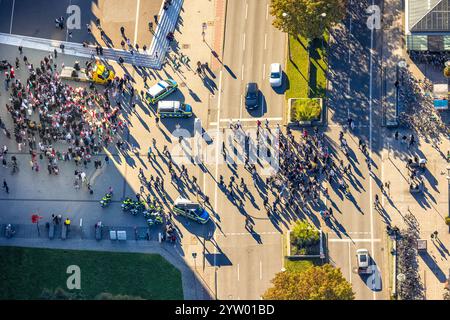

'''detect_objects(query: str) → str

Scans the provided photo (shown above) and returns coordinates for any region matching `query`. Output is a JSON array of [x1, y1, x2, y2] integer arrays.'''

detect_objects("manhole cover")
[[180, 82, 186, 87], [182, 44, 190, 49]]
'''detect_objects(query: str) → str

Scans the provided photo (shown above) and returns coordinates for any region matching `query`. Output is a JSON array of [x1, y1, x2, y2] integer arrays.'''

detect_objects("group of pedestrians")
[[265, 126, 348, 219], [0, 49, 141, 193]]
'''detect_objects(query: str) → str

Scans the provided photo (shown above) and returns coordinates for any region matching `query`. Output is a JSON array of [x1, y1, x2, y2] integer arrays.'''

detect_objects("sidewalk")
[[0, 0, 183, 69], [381, 0, 450, 300]]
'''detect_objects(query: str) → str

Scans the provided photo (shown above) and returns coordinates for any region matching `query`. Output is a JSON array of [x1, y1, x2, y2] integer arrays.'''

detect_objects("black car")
[[245, 82, 259, 110]]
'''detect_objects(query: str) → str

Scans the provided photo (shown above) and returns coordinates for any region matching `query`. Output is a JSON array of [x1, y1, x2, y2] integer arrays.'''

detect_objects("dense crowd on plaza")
[[0, 51, 135, 189]]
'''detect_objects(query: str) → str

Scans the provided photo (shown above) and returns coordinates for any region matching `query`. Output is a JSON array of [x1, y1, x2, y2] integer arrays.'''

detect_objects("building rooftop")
[[407, 0, 450, 33]]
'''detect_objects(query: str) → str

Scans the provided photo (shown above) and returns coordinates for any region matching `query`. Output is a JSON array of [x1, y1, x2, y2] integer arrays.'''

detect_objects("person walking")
[[3, 179, 9, 193]]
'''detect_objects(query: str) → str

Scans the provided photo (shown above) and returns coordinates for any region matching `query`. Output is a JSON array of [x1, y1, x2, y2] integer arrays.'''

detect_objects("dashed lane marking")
[[328, 238, 381, 243], [217, 231, 280, 237]]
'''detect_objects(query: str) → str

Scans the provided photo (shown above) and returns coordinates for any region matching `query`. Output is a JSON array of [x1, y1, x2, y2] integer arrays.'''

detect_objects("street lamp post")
[[282, 13, 292, 61], [319, 12, 327, 48]]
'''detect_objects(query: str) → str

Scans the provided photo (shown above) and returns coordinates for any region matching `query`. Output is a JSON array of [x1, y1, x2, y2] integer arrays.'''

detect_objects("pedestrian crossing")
[[0, 0, 184, 69]]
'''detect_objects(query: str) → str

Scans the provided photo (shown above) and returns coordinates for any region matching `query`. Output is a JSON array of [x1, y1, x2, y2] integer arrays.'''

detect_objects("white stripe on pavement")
[[260, 261, 263, 280], [348, 242, 352, 283], [217, 117, 282, 123], [217, 231, 280, 237], [369, 0, 376, 301], [328, 238, 381, 243], [9, 0, 15, 34], [237, 263, 240, 281], [133, 0, 141, 46]]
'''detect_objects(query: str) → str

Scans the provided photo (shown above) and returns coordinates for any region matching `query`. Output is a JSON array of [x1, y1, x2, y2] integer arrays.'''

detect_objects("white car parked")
[[269, 63, 282, 87], [356, 249, 370, 273]]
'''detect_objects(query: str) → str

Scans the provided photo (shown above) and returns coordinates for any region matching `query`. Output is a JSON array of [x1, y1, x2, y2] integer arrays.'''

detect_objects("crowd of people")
[[267, 126, 347, 219], [408, 50, 450, 68], [1, 50, 139, 193], [398, 64, 447, 143]]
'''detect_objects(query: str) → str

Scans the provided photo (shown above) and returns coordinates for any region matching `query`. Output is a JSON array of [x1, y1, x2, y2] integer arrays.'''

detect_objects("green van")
[[157, 101, 193, 118]]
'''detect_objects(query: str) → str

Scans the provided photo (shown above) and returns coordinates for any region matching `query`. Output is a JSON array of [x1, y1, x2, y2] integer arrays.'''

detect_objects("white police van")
[[157, 101, 193, 118]]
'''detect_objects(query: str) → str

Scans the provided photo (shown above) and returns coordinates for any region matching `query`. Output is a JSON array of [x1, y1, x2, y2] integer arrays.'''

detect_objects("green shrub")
[[291, 99, 321, 122], [291, 220, 320, 248]]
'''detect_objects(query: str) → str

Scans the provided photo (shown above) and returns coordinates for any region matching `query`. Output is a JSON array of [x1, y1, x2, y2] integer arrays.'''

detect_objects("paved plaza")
[[0, 0, 449, 302]]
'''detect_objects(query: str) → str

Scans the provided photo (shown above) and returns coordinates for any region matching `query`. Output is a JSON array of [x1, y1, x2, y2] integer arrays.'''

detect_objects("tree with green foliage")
[[270, 0, 347, 39], [263, 264, 354, 300], [291, 99, 321, 122], [291, 220, 320, 247]]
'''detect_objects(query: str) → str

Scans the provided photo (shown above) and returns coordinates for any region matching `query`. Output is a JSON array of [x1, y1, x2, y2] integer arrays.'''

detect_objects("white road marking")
[[263, 63, 266, 80], [348, 14, 352, 63], [213, 71, 223, 297], [348, 242, 353, 283], [245, 2, 248, 20], [328, 124, 370, 128], [328, 238, 381, 243], [209, 117, 283, 126], [243, 33, 246, 51], [65, 0, 72, 42], [264, 33, 267, 50], [9, 0, 15, 34], [133, 0, 141, 46], [369, 0, 376, 301], [260, 261, 263, 280], [217, 231, 279, 236], [237, 263, 240, 281], [347, 78, 351, 93], [349, 14, 353, 34], [241, 64, 244, 80], [240, 95, 243, 119], [266, 3, 269, 20]]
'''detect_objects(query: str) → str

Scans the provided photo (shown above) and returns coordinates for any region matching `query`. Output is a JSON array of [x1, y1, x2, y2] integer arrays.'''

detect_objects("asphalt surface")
[[203, 0, 286, 300], [325, 0, 388, 299], [213, 0, 286, 126]]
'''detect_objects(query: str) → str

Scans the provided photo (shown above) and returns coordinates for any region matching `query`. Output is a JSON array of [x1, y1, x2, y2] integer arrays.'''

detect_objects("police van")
[[157, 101, 193, 118]]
